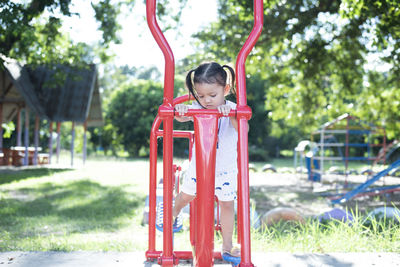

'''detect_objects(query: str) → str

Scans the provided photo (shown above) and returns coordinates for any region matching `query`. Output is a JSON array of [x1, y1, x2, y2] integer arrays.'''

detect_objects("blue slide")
[[331, 159, 400, 204]]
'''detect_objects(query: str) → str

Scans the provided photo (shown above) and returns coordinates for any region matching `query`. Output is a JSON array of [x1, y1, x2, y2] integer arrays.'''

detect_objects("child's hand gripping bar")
[[175, 109, 237, 117]]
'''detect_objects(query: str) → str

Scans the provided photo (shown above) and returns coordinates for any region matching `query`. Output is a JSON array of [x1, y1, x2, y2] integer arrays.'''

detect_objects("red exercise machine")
[[145, 1, 263, 266]]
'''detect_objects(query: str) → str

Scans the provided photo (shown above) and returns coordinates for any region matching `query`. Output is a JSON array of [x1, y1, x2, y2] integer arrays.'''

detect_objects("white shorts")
[[181, 169, 238, 202]]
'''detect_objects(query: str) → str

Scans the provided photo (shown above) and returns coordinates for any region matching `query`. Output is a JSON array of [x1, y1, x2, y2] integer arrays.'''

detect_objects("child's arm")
[[174, 104, 193, 122]]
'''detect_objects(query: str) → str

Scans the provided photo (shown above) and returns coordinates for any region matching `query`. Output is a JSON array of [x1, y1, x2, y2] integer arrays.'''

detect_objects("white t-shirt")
[[187, 100, 238, 174]]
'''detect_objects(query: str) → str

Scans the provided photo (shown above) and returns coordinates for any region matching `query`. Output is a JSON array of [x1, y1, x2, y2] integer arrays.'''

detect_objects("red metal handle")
[[235, 0, 264, 107], [177, 109, 236, 117], [146, 0, 175, 106], [173, 94, 193, 105], [173, 94, 237, 117], [235, 1, 264, 267]]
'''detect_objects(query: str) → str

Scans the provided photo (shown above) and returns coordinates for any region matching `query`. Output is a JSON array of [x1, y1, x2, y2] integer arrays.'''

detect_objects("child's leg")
[[173, 191, 195, 218], [219, 200, 236, 254]]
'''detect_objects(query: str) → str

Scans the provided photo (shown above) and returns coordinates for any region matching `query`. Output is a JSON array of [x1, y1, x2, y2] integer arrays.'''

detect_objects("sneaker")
[[155, 201, 164, 232], [172, 216, 183, 232], [155, 201, 182, 233]]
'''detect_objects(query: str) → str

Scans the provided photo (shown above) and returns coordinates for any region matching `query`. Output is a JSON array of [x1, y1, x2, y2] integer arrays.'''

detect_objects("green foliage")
[[107, 80, 164, 157], [1, 122, 15, 139], [0, 0, 141, 66], [92, 0, 122, 46], [91, 65, 164, 157], [186, 0, 400, 148]]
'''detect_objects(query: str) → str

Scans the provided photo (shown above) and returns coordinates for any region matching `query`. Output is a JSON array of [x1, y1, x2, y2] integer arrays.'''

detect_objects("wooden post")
[[34, 115, 39, 165], [83, 121, 87, 165], [48, 121, 53, 164], [56, 122, 61, 163], [71, 122, 75, 167], [17, 108, 22, 146], [0, 103, 3, 149], [24, 108, 29, 166]]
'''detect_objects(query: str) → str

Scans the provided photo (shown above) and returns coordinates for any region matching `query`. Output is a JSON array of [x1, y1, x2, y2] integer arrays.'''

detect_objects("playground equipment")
[[308, 113, 387, 183], [375, 140, 400, 165], [293, 140, 319, 181], [145, 0, 263, 266], [330, 158, 400, 204], [301, 114, 400, 204], [294, 140, 318, 174]]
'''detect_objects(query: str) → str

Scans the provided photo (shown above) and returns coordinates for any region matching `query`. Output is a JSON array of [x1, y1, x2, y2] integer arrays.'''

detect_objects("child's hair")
[[185, 62, 236, 106]]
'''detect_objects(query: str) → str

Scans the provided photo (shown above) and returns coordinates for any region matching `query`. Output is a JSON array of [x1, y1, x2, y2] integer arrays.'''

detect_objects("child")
[[173, 62, 241, 262]]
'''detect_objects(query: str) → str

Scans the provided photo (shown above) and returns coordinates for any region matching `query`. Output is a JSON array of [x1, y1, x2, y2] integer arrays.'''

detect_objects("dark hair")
[[185, 62, 235, 107]]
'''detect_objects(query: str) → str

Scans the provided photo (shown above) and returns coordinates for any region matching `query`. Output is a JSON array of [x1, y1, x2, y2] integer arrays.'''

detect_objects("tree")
[[0, 0, 125, 66], [0, 0, 187, 66], [106, 79, 164, 157], [189, 0, 400, 142]]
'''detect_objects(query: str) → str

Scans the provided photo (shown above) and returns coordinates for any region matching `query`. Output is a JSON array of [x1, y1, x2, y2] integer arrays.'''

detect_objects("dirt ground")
[[249, 170, 400, 219]]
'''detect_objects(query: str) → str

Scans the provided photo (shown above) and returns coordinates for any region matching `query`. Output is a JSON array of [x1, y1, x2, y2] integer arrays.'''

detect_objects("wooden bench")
[[38, 153, 50, 164], [1, 147, 49, 166], [0, 151, 4, 166], [0, 148, 24, 166]]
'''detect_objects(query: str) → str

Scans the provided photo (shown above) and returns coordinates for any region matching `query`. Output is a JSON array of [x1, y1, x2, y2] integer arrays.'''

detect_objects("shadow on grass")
[[0, 179, 145, 237], [0, 168, 72, 185], [250, 185, 320, 212]]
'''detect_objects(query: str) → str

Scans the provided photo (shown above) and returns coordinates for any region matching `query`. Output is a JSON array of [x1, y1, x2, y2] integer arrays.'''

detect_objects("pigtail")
[[185, 69, 195, 96], [222, 65, 236, 96], [185, 69, 203, 106]]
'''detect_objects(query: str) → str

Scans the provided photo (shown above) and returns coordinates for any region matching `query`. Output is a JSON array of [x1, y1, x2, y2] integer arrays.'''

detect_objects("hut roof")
[[1, 58, 103, 127], [0, 62, 25, 123]]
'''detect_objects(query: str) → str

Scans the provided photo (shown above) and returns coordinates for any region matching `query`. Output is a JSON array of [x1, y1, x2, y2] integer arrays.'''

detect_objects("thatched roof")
[[1, 58, 103, 127]]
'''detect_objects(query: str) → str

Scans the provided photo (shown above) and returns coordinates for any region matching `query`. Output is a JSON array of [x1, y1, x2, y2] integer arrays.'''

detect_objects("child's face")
[[194, 82, 229, 109]]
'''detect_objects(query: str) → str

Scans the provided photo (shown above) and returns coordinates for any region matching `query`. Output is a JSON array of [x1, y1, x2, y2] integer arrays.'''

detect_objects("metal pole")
[[146, 116, 161, 259], [147, 1, 175, 265], [235, 0, 263, 265]]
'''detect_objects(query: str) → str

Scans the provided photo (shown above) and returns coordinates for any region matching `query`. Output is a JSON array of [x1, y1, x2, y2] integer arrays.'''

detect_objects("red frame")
[[146, 1, 263, 266]]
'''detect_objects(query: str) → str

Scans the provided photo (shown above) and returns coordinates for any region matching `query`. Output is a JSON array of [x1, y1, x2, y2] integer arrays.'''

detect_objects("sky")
[[61, 0, 218, 71]]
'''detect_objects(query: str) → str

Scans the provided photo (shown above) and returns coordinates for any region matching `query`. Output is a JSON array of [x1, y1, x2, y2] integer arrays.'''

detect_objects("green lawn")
[[0, 160, 150, 251], [1, 158, 399, 252]]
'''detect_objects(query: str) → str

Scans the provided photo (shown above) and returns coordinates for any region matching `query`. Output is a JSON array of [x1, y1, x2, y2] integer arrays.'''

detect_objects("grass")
[[0, 159, 150, 251], [1, 158, 400, 252], [252, 216, 400, 252]]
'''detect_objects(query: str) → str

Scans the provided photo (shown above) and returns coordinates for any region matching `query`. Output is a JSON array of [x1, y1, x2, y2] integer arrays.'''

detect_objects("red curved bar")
[[147, 2, 175, 266], [183, 109, 236, 117], [235, 1, 263, 266], [173, 94, 193, 105], [146, 0, 174, 105], [235, 0, 264, 107], [146, 116, 162, 258]]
